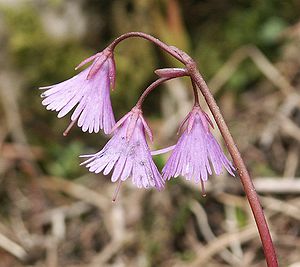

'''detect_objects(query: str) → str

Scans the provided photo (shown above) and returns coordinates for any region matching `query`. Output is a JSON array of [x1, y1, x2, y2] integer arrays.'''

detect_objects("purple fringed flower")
[[80, 107, 164, 198], [40, 49, 116, 135], [162, 106, 235, 193]]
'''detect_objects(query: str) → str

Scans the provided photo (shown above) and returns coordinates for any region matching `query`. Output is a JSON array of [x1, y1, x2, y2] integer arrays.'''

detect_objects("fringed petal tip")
[[156, 179, 165, 191], [227, 162, 236, 177], [39, 59, 116, 135], [79, 109, 164, 191], [79, 154, 95, 158], [39, 85, 53, 90], [162, 107, 236, 187]]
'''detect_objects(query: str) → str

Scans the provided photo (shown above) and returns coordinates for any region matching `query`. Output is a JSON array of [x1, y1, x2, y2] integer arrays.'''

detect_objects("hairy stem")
[[135, 77, 172, 109], [187, 61, 278, 267], [109, 32, 185, 64], [135, 71, 189, 108], [112, 32, 278, 266]]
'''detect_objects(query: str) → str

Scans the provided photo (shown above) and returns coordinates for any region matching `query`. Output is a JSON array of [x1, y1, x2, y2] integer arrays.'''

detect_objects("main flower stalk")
[[40, 31, 278, 266], [110, 32, 278, 267], [188, 62, 278, 267]]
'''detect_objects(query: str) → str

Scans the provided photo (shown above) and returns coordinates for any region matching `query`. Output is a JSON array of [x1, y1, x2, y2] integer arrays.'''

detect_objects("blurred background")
[[0, 0, 300, 266]]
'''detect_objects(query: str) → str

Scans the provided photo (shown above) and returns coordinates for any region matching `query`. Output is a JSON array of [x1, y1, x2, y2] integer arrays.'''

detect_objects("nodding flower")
[[162, 105, 235, 195], [40, 49, 116, 135], [80, 107, 164, 200]]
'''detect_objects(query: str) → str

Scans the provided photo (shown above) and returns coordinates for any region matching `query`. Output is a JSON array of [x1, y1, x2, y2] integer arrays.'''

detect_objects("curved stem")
[[109, 32, 185, 64], [187, 63, 278, 267], [135, 77, 172, 109], [109, 31, 278, 266]]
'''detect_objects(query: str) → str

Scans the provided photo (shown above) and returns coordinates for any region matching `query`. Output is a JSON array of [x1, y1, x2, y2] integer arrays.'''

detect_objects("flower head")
[[162, 106, 235, 192], [80, 107, 164, 193], [40, 49, 116, 134]]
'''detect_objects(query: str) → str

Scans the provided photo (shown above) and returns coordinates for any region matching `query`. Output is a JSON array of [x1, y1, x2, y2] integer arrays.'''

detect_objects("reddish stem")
[[136, 77, 172, 109], [111, 32, 278, 267], [109, 32, 185, 64], [135, 70, 188, 109], [187, 59, 278, 267], [63, 120, 76, 136]]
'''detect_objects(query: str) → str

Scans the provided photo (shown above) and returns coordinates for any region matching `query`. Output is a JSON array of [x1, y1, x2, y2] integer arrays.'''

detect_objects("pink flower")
[[162, 106, 235, 191], [80, 107, 165, 192], [40, 49, 116, 134]]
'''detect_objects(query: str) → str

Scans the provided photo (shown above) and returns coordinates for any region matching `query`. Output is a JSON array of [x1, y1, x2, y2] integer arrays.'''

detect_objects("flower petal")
[[80, 111, 164, 191], [40, 61, 116, 134], [163, 107, 235, 187]]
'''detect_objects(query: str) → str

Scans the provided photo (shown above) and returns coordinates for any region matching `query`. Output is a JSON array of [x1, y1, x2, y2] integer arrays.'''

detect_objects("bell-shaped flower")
[[162, 105, 235, 192], [40, 48, 116, 135], [80, 107, 165, 194]]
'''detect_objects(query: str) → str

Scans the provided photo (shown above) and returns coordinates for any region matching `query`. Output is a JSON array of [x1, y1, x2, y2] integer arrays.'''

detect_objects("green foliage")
[[2, 5, 89, 83], [259, 17, 287, 44], [0, 1, 299, 265], [226, 59, 262, 93], [146, 240, 162, 265], [153, 154, 166, 170], [193, 0, 298, 91], [112, 41, 157, 114], [254, 162, 277, 177], [172, 204, 190, 234], [45, 141, 85, 179], [236, 206, 248, 228], [1, 0, 296, 183], [175, 250, 195, 262]]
